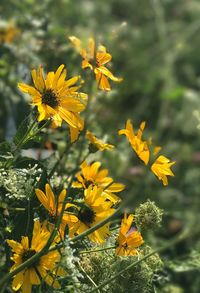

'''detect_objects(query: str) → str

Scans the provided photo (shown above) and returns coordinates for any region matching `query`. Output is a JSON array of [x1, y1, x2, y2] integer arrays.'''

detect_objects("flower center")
[[78, 205, 96, 226], [48, 212, 57, 224], [42, 89, 59, 108], [22, 249, 36, 262], [84, 180, 94, 189]]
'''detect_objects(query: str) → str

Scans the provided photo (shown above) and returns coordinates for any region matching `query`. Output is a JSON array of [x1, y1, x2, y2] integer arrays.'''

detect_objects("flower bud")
[[135, 200, 163, 230]]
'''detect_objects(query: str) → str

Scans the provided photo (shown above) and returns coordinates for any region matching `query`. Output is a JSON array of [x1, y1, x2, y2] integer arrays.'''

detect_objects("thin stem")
[[80, 245, 116, 255], [78, 261, 100, 292], [48, 142, 72, 178]]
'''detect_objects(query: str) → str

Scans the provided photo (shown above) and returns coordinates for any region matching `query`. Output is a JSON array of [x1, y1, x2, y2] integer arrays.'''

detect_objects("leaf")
[[13, 115, 31, 146], [0, 141, 11, 153]]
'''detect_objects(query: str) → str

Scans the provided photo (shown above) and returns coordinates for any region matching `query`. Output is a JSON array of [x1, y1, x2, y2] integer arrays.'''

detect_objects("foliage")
[[0, 0, 200, 292]]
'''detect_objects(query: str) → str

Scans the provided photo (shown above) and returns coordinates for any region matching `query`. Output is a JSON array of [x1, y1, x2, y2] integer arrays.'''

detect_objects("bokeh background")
[[1, 0, 200, 292]]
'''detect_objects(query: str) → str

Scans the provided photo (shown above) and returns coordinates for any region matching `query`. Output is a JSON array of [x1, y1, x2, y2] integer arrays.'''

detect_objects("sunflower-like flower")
[[68, 186, 115, 243], [118, 119, 150, 165], [18, 64, 87, 136], [7, 220, 65, 293], [0, 23, 19, 44], [151, 155, 175, 186], [35, 184, 77, 237], [69, 36, 123, 91], [116, 214, 144, 256], [86, 131, 114, 152], [72, 160, 125, 203]]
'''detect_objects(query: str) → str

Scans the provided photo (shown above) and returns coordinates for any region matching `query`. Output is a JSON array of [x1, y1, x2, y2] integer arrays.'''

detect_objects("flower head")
[[68, 186, 115, 243], [116, 214, 144, 256], [7, 220, 65, 293], [86, 131, 114, 152], [35, 184, 77, 237], [18, 65, 87, 136], [0, 23, 19, 44], [151, 155, 175, 186], [69, 36, 122, 91], [72, 160, 125, 203], [118, 119, 150, 165]]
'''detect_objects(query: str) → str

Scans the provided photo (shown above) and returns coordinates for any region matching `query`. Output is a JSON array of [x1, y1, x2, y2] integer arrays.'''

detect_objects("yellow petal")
[[29, 268, 41, 285], [21, 236, 29, 250], [45, 184, 56, 211], [35, 188, 50, 211], [12, 271, 24, 291], [21, 270, 32, 293]]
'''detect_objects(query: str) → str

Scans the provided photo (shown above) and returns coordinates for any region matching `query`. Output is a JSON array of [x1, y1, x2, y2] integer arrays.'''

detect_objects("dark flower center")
[[42, 89, 59, 108], [78, 206, 96, 226], [48, 212, 57, 224], [84, 180, 94, 188], [22, 249, 36, 262]]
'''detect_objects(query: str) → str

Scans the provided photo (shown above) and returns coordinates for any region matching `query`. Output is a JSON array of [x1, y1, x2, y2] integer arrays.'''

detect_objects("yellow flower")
[[86, 131, 114, 151], [35, 184, 77, 237], [72, 160, 125, 203], [69, 36, 123, 91], [7, 220, 65, 293], [116, 214, 144, 256], [0, 23, 19, 44], [118, 119, 150, 165], [151, 155, 175, 186], [18, 65, 87, 136], [68, 186, 115, 243]]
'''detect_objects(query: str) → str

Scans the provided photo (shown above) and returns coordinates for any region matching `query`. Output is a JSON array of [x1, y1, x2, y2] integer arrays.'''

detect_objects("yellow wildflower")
[[151, 155, 175, 186], [69, 36, 122, 91], [18, 65, 87, 137], [118, 119, 150, 165], [68, 186, 115, 243], [7, 220, 65, 293], [116, 214, 144, 256], [35, 184, 77, 237], [86, 131, 114, 151], [72, 160, 125, 203], [0, 23, 19, 44]]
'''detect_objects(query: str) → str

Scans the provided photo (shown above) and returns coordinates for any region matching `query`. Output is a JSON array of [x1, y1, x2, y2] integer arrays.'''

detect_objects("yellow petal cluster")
[[119, 119, 175, 185], [0, 23, 19, 44], [35, 184, 77, 237], [72, 160, 125, 203], [116, 214, 144, 256], [118, 119, 150, 165], [86, 131, 114, 151], [69, 36, 123, 91], [18, 64, 87, 139], [7, 220, 65, 293], [68, 186, 115, 243], [151, 155, 175, 186]]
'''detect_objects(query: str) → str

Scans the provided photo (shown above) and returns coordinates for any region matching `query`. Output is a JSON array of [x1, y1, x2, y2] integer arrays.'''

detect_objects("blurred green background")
[[1, 0, 200, 292]]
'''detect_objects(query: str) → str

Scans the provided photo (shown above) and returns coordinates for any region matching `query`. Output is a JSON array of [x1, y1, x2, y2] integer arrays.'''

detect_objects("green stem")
[[14, 117, 38, 152], [24, 120, 50, 143], [80, 245, 116, 254], [78, 261, 100, 292], [48, 142, 72, 178], [89, 228, 200, 293]]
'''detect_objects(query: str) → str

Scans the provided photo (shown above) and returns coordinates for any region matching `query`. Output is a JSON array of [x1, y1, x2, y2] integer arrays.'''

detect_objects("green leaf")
[[13, 115, 31, 146], [0, 141, 11, 153]]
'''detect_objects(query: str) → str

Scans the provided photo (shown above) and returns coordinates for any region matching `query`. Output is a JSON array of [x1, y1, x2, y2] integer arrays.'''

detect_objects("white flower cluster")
[[58, 237, 83, 290], [0, 164, 42, 200]]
